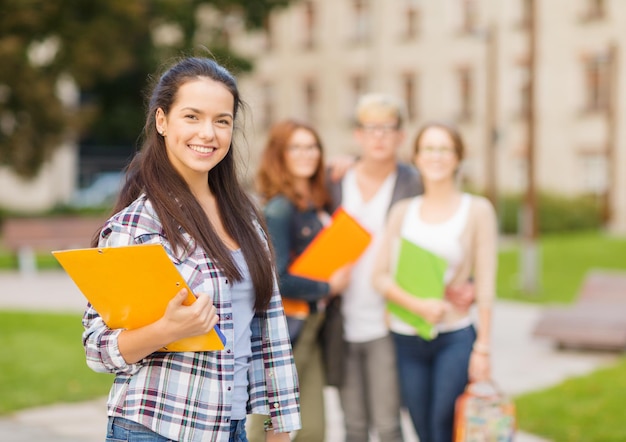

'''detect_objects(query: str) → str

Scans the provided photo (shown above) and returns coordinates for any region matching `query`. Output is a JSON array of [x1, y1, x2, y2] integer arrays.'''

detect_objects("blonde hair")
[[354, 93, 406, 128]]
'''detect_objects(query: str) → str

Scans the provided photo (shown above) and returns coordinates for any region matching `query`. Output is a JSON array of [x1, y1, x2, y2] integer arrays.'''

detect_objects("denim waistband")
[[229, 418, 247, 440]]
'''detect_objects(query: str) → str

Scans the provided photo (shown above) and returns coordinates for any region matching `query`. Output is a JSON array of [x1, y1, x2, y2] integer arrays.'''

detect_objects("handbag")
[[453, 380, 516, 442], [318, 296, 346, 387]]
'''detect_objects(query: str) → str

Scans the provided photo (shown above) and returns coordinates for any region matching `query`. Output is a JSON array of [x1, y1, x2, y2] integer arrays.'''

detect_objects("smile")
[[189, 144, 215, 154]]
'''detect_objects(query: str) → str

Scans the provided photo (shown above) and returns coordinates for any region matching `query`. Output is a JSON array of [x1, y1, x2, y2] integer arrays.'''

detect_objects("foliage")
[[0, 311, 113, 414], [0, 0, 293, 177], [515, 356, 626, 441], [497, 192, 602, 235], [497, 231, 626, 304]]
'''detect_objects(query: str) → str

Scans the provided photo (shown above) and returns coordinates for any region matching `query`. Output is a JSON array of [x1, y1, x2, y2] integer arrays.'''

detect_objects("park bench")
[[1, 216, 106, 274], [533, 270, 626, 351]]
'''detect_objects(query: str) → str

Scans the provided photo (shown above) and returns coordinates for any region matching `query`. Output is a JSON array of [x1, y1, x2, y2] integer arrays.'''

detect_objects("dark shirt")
[[263, 195, 331, 304], [326, 162, 423, 214]]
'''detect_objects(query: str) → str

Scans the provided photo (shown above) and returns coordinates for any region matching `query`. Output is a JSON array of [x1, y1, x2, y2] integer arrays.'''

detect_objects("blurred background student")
[[373, 121, 497, 442], [326, 93, 421, 442], [249, 119, 352, 442]]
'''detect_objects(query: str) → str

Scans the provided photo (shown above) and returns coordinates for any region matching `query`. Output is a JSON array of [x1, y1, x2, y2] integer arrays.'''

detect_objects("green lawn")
[[515, 357, 626, 441], [496, 231, 626, 440], [497, 231, 626, 304], [0, 311, 113, 414], [0, 247, 61, 270]]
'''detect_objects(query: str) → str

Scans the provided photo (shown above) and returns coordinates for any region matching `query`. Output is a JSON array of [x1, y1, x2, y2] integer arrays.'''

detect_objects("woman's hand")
[[468, 350, 491, 382], [327, 154, 356, 182], [328, 264, 353, 295], [411, 298, 449, 324], [160, 289, 219, 342], [445, 282, 475, 312], [265, 432, 291, 442], [117, 288, 219, 364]]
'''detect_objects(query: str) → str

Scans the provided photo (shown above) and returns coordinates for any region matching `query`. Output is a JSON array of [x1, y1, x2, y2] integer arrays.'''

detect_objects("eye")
[[216, 118, 232, 127], [185, 114, 198, 120]]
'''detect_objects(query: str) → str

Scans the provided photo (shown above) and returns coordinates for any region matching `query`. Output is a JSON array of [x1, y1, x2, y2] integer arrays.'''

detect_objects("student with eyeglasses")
[[324, 93, 422, 442], [372, 122, 497, 442]]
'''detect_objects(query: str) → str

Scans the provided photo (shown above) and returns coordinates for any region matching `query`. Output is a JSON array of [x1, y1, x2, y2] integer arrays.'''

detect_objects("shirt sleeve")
[[81, 219, 143, 375], [247, 221, 301, 433], [264, 198, 330, 302]]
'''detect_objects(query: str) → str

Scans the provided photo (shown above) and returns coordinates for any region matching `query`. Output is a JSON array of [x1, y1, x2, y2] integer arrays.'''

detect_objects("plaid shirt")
[[82, 195, 300, 441]]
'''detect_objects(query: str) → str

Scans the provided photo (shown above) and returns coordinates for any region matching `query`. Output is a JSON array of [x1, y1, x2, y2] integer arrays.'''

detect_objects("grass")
[[515, 356, 626, 441], [0, 246, 61, 270], [495, 231, 626, 440], [0, 311, 113, 414], [497, 231, 626, 304]]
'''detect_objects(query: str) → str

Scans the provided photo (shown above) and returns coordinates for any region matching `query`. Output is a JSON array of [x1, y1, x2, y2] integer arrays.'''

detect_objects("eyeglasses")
[[359, 124, 399, 136], [419, 146, 456, 156], [286, 144, 320, 154]]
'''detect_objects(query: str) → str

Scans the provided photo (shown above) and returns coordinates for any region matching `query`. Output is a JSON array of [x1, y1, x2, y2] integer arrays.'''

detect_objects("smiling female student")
[[82, 57, 300, 442], [373, 122, 497, 442]]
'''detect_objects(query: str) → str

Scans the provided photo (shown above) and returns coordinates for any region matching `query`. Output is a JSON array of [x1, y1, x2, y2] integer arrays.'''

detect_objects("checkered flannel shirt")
[[82, 195, 300, 441]]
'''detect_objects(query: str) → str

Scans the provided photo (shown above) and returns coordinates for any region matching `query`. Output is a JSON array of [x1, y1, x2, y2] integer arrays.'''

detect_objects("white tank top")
[[389, 194, 472, 335]]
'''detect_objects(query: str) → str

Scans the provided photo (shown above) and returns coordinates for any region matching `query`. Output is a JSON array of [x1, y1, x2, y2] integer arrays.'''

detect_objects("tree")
[[0, 0, 293, 178]]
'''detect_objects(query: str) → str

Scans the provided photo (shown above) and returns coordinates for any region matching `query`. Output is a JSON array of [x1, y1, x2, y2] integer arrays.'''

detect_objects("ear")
[[397, 129, 406, 145], [155, 108, 167, 136]]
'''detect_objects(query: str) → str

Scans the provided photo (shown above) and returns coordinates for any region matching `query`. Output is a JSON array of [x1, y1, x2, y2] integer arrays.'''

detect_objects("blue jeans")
[[392, 326, 476, 442], [106, 416, 248, 442]]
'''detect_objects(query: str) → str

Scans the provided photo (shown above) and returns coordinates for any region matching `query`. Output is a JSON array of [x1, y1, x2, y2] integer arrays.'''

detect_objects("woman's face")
[[284, 128, 321, 180], [155, 77, 234, 183], [414, 126, 460, 183]]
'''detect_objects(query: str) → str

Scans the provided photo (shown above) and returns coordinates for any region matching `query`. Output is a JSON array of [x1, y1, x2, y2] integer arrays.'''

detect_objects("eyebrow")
[[180, 107, 233, 119]]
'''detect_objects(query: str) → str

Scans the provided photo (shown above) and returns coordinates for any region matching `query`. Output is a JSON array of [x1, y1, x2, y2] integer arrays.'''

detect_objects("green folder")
[[388, 237, 447, 340]]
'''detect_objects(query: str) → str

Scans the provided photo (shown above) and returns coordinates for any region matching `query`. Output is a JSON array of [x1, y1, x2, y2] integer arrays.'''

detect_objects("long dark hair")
[[94, 57, 274, 311], [256, 119, 330, 210]]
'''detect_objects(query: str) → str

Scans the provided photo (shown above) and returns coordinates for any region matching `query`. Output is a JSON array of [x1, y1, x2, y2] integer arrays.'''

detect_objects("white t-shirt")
[[389, 194, 472, 335], [341, 168, 397, 343]]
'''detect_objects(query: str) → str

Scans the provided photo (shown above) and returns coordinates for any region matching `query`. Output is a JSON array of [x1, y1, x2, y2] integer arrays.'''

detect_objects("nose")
[[199, 122, 216, 140]]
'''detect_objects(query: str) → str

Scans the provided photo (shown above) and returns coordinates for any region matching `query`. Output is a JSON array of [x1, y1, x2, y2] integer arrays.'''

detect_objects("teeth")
[[189, 145, 215, 154]]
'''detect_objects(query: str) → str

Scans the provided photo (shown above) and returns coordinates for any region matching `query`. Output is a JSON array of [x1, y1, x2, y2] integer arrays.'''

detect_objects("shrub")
[[497, 193, 602, 234]]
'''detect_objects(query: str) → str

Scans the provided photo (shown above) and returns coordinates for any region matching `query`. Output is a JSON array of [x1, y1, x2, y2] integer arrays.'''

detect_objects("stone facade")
[[231, 0, 626, 233]]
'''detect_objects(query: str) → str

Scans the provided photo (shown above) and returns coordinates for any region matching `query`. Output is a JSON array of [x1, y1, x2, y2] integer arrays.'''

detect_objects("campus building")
[[227, 0, 626, 233], [2, 0, 624, 233]]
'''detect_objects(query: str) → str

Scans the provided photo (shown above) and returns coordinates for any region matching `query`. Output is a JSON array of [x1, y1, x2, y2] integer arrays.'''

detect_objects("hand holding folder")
[[52, 244, 226, 352], [388, 237, 447, 340], [288, 207, 371, 282]]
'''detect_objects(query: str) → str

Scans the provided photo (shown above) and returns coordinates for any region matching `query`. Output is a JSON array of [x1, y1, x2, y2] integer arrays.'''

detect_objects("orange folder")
[[52, 244, 226, 352], [288, 207, 371, 282]]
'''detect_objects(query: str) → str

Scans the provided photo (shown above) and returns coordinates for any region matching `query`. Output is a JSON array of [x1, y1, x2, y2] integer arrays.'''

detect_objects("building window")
[[402, 72, 418, 121], [515, 61, 531, 119], [518, 0, 532, 29], [302, 1, 316, 50], [262, 15, 274, 51], [401, 0, 420, 40], [583, 53, 610, 112], [348, 74, 368, 121], [460, 0, 478, 34], [303, 78, 318, 123], [351, 0, 371, 44], [580, 153, 607, 195], [581, 0, 606, 21], [456, 67, 473, 121], [260, 82, 275, 130]]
